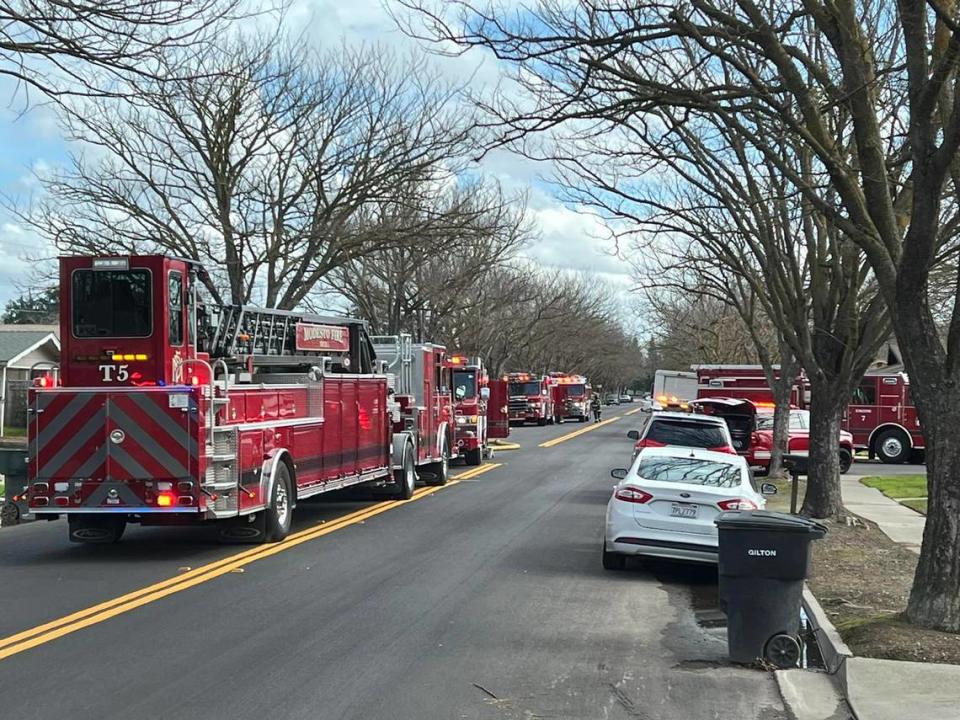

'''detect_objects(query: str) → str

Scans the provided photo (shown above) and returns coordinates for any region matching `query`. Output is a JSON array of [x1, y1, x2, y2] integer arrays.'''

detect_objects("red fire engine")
[[694, 365, 808, 407], [448, 354, 510, 464], [845, 372, 923, 464], [504, 372, 554, 426], [549, 372, 590, 423], [27, 255, 442, 544], [372, 335, 456, 483]]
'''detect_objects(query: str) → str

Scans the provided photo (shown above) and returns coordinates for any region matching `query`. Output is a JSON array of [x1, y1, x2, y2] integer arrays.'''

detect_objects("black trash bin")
[[714, 510, 827, 668]]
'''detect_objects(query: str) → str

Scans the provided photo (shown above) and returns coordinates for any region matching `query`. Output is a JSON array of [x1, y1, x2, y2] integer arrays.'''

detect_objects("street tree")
[[402, 0, 960, 631], [1, 287, 59, 324]]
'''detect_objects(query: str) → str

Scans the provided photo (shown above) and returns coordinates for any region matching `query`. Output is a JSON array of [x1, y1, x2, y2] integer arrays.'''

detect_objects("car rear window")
[[636, 456, 741, 488], [645, 419, 728, 448]]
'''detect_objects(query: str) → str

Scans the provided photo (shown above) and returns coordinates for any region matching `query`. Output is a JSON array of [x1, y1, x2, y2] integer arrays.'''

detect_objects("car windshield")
[[645, 419, 728, 448], [72, 268, 152, 338], [636, 456, 742, 488], [453, 370, 477, 399], [510, 381, 541, 396]]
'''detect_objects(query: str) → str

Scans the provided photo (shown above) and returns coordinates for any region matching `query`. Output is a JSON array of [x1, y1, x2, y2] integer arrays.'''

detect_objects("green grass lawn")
[[1, 427, 26, 438], [861, 475, 928, 515]]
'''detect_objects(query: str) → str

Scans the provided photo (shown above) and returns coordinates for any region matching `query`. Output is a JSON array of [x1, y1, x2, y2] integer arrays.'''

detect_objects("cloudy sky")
[[0, 0, 634, 309]]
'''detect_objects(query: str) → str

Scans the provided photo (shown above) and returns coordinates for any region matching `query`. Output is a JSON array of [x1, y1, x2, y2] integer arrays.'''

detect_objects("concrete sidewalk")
[[817, 473, 960, 720], [841, 474, 925, 553]]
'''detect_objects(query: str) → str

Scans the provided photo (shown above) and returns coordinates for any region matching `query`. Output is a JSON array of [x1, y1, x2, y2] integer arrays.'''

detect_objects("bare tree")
[[17, 37, 479, 308], [401, 0, 960, 631], [0, 0, 250, 100]]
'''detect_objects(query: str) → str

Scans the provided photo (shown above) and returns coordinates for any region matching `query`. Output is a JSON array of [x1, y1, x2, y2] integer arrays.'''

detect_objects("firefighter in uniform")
[[591, 393, 602, 423]]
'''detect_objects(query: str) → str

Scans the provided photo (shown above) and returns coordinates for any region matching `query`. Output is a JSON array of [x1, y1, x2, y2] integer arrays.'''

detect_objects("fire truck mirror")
[[479, 387, 490, 400]]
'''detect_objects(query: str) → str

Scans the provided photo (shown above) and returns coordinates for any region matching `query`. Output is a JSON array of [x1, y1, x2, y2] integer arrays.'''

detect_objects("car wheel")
[[265, 462, 293, 542], [1, 501, 20, 527], [602, 542, 626, 571], [425, 440, 450, 486], [394, 444, 417, 500], [838, 448, 853, 474], [875, 429, 910, 464]]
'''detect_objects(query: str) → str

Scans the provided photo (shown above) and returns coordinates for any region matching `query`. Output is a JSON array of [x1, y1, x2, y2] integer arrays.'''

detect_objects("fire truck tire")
[[838, 448, 853, 474], [424, 440, 450, 486], [394, 445, 416, 500], [537, 417, 547, 426], [265, 463, 293, 542], [68, 515, 126, 544], [875, 429, 910, 464], [465, 447, 482, 466]]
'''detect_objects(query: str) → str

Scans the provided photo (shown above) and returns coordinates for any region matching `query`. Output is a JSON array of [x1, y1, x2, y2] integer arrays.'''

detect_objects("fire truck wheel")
[[537, 417, 547, 427], [265, 463, 293, 542], [875, 429, 910, 464], [465, 448, 482, 466], [838, 448, 853, 474], [424, 441, 450, 486], [394, 445, 416, 500], [68, 515, 126, 544]]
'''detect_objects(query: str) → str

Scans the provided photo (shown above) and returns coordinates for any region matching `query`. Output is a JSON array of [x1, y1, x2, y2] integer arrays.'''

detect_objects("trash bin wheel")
[[764, 633, 801, 669]]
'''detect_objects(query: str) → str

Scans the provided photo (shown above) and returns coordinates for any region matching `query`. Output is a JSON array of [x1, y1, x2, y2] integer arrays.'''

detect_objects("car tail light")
[[717, 499, 758, 511], [615, 486, 653, 504], [634, 438, 666, 451], [710, 445, 738, 455]]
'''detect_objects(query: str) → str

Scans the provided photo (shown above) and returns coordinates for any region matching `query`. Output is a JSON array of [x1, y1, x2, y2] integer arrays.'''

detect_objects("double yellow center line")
[[538, 416, 622, 448], [0, 463, 500, 662]]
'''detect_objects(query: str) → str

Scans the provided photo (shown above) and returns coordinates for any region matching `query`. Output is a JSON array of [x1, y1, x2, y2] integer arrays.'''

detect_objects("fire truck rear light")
[[33, 482, 49, 493], [177, 496, 194, 506], [54, 496, 70, 507], [191, 375, 200, 386], [157, 482, 173, 491], [135, 354, 148, 361], [33, 497, 49, 506], [93, 257, 129, 270], [54, 482, 69, 492], [178, 481, 194, 492], [157, 492, 174, 507]]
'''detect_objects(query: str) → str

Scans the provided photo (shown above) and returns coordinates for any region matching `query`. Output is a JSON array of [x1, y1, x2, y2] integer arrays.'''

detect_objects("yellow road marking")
[[0, 463, 499, 661], [454, 463, 502, 480], [490, 441, 521, 450], [624, 408, 642, 416], [538, 416, 622, 448]]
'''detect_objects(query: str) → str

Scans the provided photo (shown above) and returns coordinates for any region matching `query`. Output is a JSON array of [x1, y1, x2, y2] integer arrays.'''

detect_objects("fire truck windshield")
[[510, 381, 541, 396], [72, 269, 152, 338], [565, 384, 586, 395], [453, 370, 477, 399]]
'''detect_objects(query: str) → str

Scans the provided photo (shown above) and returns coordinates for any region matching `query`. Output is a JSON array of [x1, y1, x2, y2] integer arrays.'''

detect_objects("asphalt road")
[[0, 410, 789, 720]]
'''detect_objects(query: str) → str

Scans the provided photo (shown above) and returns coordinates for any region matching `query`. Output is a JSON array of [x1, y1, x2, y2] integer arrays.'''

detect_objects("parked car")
[[604, 394, 620, 405], [603, 446, 777, 568], [626, 411, 737, 462], [618, 394, 633, 403], [690, 398, 855, 474]]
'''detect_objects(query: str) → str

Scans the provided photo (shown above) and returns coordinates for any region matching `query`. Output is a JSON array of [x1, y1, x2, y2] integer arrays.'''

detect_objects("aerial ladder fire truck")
[[27, 255, 427, 544], [448, 354, 510, 464]]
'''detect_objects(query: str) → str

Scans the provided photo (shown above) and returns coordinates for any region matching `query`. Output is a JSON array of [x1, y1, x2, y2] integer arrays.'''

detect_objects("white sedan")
[[603, 446, 776, 569]]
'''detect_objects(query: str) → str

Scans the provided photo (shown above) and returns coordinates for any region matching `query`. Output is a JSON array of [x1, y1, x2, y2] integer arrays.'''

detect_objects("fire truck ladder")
[[208, 305, 347, 367], [180, 357, 238, 517]]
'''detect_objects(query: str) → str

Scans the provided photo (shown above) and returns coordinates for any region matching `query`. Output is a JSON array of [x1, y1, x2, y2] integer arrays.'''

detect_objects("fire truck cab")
[[505, 372, 553, 426], [28, 255, 419, 544], [448, 354, 510, 465], [549, 373, 590, 423]]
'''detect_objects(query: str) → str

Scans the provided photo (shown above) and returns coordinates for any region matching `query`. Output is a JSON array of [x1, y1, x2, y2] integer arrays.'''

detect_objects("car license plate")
[[671, 503, 699, 519]]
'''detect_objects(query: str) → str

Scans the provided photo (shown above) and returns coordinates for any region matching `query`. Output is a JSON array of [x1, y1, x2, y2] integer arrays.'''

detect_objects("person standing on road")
[[591, 393, 602, 423]]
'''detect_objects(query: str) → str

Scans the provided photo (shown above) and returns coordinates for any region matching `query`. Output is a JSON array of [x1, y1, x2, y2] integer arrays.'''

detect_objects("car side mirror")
[[611, 468, 628, 480], [627, 430, 640, 441], [760, 482, 779, 496], [479, 387, 490, 400]]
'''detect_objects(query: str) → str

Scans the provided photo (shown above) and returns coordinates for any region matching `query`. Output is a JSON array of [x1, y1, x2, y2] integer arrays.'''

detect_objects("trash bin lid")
[[715, 509, 827, 536]]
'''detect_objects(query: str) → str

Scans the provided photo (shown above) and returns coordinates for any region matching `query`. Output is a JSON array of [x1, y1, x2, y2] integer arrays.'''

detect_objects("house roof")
[[0, 326, 61, 366]]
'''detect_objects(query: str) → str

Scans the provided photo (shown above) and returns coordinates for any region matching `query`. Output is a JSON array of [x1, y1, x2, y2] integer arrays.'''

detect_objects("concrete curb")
[[802, 584, 857, 717]]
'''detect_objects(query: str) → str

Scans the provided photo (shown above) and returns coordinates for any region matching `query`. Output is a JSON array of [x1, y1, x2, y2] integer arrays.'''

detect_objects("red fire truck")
[[549, 372, 590, 423], [27, 255, 443, 544], [371, 335, 456, 482], [448, 354, 510, 464], [694, 365, 808, 407], [504, 372, 554, 425], [845, 371, 923, 464]]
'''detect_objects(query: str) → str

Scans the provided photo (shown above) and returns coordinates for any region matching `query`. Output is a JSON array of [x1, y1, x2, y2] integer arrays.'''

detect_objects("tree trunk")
[[768, 393, 791, 479], [801, 381, 844, 518]]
